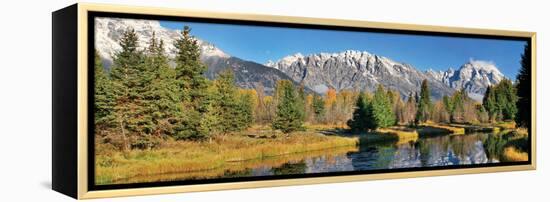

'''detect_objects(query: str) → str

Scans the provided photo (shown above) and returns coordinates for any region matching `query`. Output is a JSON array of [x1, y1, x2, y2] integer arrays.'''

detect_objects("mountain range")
[[95, 17, 506, 101]]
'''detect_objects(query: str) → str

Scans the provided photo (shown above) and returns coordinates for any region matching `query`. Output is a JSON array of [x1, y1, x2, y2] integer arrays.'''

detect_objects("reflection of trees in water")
[[346, 133, 505, 171], [417, 134, 490, 166], [416, 140, 430, 166], [303, 154, 355, 173], [416, 136, 451, 166], [223, 168, 253, 178], [388, 141, 422, 169], [346, 140, 397, 170], [272, 161, 307, 175], [261, 133, 526, 176], [483, 134, 506, 160], [483, 132, 529, 162]]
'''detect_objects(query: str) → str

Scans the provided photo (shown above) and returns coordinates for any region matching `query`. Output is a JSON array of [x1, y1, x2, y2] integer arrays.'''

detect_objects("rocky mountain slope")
[[95, 17, 506, 100], [266, 51, 505, 100], [265, 50, 455, 99], [426, 60, 505, 100], [94, 17, 306, 95]]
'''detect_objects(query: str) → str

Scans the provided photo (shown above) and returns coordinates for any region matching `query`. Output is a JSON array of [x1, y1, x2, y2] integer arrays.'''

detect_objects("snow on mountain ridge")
[[94, 17, 229, 67], [94, 17, 310, 96], [95, 17, 506, 102], [264, 50, 455, 99], [267, 51, 505, 101], [424, 59, 505, 99]]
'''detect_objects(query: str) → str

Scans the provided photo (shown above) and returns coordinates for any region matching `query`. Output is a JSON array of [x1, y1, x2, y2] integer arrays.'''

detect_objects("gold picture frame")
[[52, 3, 536, 199]]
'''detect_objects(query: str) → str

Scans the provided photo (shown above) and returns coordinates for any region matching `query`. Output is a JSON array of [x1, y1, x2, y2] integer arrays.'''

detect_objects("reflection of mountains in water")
[[251, 133, 507, 176], [113, 133, 517, 184], [244, 133, 511, 177], [345, 133, 502, 171]]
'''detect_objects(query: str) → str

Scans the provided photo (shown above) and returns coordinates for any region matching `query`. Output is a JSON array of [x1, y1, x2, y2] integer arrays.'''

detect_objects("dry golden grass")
[[111, 146, 357, 184], [304, 123, 349, 130], [516, 127, 528, 137], [95, 132, 358, 185], [359, 127, 418, 144], [503, 146, 528, 161], [377, 127, 419, 141], [421, 122, 465, 135], [497, 121, 516, 130]]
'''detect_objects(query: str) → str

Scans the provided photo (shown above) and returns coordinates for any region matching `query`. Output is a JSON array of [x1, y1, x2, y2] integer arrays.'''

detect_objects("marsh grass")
[[377, 127, 419, 142], [496, 121, 516, 130], [112, 146, 357, 184], [418, 122, 465, 135], [503, 146, 528, 161], [358, 127, 419, 145], [95, 131, 358, 185]]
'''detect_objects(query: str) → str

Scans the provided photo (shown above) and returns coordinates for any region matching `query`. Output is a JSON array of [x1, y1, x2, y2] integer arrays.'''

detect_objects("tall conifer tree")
[[272, 80, 303, 133], [416, 79, 432, 123], [172, 26, 212, 140], [94, 51, 115, 130], [371, 85, 396, 128], [145, 32, 180, 136], [347, 92, 374, 132], [515, 43, 531, 128], [109, 28, 156, 149], [312, 94, 325, 122]]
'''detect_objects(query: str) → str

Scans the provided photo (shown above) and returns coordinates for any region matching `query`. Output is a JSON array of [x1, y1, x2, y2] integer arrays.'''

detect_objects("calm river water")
[[115, 132, 524, 184], [227, 132, 519, 177]]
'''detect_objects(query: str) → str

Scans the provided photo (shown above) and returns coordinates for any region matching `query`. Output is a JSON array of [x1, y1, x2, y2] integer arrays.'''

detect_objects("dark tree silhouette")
[[515, 43, 531, 128]]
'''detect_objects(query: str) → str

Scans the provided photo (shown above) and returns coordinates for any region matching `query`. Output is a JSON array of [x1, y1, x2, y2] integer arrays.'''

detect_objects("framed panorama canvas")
[[52, 3, 536, 199]]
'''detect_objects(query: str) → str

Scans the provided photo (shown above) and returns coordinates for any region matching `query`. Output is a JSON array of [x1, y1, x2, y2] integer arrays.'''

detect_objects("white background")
[[0, 0, 547, 201]]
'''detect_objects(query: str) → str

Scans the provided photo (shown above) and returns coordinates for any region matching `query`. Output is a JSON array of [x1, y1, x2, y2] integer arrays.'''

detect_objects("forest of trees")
[[94, 27, 258, 149], [345, 77, 521, 133], [95, 26, 531, 150]]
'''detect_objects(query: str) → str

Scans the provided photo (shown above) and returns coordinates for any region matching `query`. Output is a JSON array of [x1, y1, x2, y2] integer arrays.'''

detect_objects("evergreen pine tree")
[[371, 85, 396, 128], [415, 79, 432, 123], [144, 32, 180, 136], [109, 28, 152, 149], [211, 69, 240, 134], [482, 79, 517, 122], [515, 43, 531, 128], [174, 26, 209, 106], [495, 79, 518, 120], [347, 92, 374, 133], [272, 80, 304, 133], [94, 51, 116, 129], [442, 95, 455, 122], [172, 26, 211, 140], [235, 90, 254, 130], [483, 85, 498, 121], [450, 88, 469, 123], [312, 94, 325, 122]]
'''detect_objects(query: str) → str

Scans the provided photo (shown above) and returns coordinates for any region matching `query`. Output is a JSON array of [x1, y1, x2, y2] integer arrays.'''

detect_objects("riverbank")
[[418, 121, 519, 135], [418, 122, 465, 135], [358, 127, 419, 144], [355, 121, 523, 145], [95, 130, 358, 185]]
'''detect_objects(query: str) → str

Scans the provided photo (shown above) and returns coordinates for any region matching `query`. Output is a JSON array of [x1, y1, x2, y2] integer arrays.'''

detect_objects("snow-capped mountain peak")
[[267, 51, 506, 101], [425, 59, 505, 100], [464, 59, 500, 73], [95, 17, 507, 102], [264, 50, 455, 99], [94, 17, 309, 96], [94, 17, 228, 68]]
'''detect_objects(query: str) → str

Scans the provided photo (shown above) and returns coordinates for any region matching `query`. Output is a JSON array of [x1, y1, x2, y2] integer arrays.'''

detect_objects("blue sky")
[[160, 20, 526, 79]]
